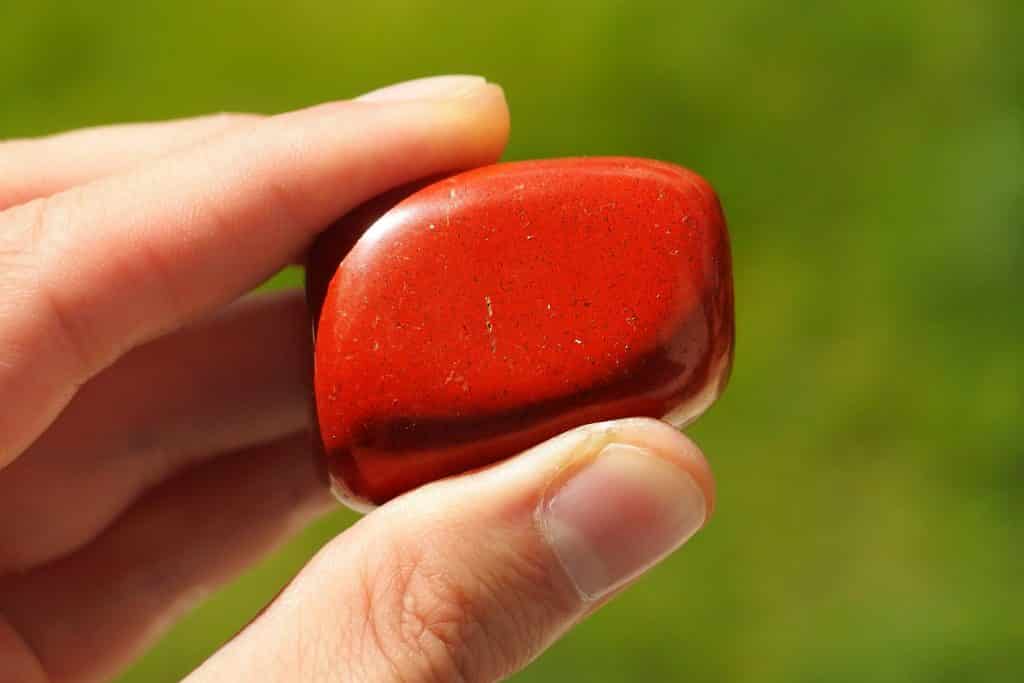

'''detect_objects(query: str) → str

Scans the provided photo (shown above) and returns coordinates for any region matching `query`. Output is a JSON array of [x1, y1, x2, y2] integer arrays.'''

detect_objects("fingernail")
[[539, 443, 707, 600], [356, 75, 489, 102]]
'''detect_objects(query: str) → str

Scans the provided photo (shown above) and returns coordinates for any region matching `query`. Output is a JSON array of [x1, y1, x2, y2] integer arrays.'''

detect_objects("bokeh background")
[[4, 1, 1021, 681]]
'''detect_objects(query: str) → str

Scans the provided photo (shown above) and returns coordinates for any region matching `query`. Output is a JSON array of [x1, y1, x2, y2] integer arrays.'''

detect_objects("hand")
[[0, 75, 716, 683]]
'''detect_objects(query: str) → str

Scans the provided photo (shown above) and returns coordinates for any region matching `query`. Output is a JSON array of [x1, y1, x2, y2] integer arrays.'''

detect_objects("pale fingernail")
[[539, 443, 707, 601], [356, 75, 489, 102]]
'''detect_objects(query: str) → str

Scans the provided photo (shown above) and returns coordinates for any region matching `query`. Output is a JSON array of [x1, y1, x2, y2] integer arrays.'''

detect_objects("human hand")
[[0, 75, 716, 683]]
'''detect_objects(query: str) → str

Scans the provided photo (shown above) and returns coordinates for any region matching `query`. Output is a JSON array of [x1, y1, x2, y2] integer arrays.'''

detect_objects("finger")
[[0, 431, 333, 683], [0, 113, 262, 210], [187, 418, 714, 683], [0, 75, 510, 467], [0, 289, 312, 573]]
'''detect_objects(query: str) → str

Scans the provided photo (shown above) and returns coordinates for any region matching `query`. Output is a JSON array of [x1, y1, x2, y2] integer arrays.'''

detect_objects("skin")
[[0, 76, 717, 683]]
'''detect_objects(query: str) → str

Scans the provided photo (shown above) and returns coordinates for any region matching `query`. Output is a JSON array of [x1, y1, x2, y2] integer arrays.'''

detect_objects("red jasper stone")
[[307, 157, 734, 508]]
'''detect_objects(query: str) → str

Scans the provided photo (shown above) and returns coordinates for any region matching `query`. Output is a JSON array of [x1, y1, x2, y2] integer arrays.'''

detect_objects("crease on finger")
[[0, 289, 313, 575], [0, 431, 334, 683]]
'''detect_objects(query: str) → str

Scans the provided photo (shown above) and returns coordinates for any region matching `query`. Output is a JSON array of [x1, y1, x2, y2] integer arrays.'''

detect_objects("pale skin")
[[0, 76, 717, 683]]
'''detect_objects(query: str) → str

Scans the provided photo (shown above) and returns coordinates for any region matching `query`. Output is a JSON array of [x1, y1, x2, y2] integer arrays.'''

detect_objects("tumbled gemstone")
[[307, 157, 734, 508]]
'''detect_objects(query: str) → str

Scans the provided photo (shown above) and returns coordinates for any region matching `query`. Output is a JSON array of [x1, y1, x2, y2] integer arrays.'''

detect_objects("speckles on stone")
[[484, 295, 496, 355], [310, 157, 733, 505]]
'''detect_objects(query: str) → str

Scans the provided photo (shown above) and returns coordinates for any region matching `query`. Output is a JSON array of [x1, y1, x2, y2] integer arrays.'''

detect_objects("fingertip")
[[369, 78, 509, 155], [278, 81, 510, 175], [522, 417, 714, 601], [417, 81, 510, 165], [478, 82, 511, 149]]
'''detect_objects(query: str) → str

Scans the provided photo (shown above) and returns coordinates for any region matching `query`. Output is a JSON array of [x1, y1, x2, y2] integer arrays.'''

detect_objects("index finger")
[[0, 113, 262, 211], [0, 75, 509, 467]]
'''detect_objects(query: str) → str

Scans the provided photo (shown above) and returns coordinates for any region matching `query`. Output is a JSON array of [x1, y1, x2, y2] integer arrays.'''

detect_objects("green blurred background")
[[4, 1, 1021, 681]]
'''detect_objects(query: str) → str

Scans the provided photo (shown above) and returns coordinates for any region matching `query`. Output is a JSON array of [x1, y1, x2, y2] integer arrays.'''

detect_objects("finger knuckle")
[[345, 519, 569, 683], [0, 195, 96, 380], [0, 197, 46, 272], [358, 542, 480, 683]]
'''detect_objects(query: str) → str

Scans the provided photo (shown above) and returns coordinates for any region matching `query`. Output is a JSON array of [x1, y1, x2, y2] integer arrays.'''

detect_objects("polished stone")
[[307, 158, 734, 507]]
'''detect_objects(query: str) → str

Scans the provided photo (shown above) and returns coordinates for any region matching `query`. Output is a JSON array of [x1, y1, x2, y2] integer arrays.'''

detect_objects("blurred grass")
[[3, 0, 1022, 681]]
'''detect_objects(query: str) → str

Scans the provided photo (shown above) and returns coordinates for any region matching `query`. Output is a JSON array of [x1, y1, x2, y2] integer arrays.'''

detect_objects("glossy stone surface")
[[307, 157, 734, 508]]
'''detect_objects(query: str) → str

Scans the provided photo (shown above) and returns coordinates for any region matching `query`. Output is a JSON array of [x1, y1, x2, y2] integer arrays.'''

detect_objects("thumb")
[[186, 417, 715, 683]]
